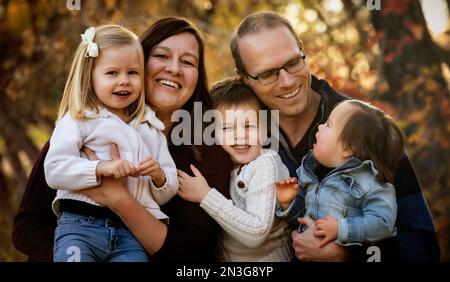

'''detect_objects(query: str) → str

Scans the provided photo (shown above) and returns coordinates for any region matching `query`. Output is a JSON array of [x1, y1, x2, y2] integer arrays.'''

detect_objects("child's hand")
[[96, 159, 137, 178], [177, 164, 210, 203], [275, 177, 298, 210], [135, 157, 166, 188], [314, 215, 339, 247]]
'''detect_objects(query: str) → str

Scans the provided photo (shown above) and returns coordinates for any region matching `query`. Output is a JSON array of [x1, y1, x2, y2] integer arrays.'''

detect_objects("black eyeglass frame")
[[244, 54, 307, 85]]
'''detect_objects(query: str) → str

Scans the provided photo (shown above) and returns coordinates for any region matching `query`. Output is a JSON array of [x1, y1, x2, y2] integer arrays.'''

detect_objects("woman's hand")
[[78, 144, 131, 209], [177, 164, 211, 203], [81, 145, 167, 255]]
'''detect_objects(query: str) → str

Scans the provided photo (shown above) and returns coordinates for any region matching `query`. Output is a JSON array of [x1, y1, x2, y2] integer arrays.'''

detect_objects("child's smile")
[[91, 44, 143, 120], [215, 102, 263, 168]]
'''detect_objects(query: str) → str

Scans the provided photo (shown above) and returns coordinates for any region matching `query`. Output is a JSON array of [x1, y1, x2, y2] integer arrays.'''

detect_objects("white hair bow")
[[80, 27, 99, 58]]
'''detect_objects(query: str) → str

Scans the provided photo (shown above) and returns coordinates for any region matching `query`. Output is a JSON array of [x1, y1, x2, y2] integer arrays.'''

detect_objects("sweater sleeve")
[[151, 145, 232, 262], [149, 130, 178, 205], [200, 155, 278, 248], [44, 115, 100, 190]]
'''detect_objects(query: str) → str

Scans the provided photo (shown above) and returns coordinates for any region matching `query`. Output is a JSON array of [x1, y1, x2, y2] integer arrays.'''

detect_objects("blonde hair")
[[58, 24, 146, 123]]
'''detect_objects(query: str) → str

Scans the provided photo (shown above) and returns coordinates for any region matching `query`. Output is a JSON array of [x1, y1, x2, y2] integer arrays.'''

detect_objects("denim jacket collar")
[[297, 151, 379, 184]]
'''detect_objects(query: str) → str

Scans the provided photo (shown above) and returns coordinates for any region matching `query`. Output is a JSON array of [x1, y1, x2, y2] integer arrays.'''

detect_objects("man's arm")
[[292, 216, 350, 261]]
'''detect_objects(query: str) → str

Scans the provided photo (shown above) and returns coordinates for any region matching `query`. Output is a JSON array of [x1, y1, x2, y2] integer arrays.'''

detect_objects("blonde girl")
[[44, 24, 178, 262]]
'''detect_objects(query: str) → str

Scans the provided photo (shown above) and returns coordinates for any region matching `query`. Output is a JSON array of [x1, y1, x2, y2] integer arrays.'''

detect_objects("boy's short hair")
[[210, 78, 263, 109]]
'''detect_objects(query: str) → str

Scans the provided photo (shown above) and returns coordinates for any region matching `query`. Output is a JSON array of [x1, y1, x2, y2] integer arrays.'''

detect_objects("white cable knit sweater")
[[44, 106, 178, 220], [200, 149, 293, 262]]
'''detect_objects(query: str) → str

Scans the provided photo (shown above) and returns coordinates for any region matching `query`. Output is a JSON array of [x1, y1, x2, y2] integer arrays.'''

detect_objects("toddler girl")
[[276, 100, 404, 246]]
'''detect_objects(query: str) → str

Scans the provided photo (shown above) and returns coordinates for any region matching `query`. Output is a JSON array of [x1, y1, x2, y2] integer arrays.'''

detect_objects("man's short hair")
[[230, 11, 303, 74]]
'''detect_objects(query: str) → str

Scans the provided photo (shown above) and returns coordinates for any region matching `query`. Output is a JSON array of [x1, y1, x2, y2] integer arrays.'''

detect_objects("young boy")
[[177, 78, 293, 261]]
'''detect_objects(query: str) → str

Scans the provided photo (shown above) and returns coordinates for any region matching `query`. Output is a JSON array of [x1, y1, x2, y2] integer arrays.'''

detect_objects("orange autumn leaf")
[[425, 78, 440, 92], [384, 53, 395, 63]]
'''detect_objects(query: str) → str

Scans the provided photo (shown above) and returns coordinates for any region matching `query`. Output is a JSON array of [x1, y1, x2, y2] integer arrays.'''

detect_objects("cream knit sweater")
[[200, 149, 293, 262], [44, 106, 178, 220]]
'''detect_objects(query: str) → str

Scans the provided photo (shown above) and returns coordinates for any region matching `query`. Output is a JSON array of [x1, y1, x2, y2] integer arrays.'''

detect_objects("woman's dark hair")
[[140, 17, 211, 159]]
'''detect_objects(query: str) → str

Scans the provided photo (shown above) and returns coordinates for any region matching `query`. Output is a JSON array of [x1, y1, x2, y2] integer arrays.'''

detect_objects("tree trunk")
[[371, 0, 450, 259]]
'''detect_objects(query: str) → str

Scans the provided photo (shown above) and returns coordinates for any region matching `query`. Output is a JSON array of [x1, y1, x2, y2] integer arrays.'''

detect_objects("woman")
[[12, 17, 232, 262]]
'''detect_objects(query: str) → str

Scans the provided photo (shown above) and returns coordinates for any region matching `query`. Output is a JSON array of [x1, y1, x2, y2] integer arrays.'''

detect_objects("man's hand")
[[135, 157, 166, 188], [275, 177, 298, 210], [315, 215, 339, 247], [291, 216, 349, 262], [177, 164, 210, 203]]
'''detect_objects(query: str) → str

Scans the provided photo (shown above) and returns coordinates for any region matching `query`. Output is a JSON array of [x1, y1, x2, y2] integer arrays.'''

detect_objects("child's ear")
[[342, 145, 353, 159]]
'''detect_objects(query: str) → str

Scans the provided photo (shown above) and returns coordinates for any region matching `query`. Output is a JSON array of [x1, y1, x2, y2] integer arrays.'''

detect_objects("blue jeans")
[[54, 211, 149, 262]]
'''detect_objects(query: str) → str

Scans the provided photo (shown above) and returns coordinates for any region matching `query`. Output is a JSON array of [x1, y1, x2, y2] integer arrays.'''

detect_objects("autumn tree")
[[369, 0, 450, 259], [0, 0, 448, 261]]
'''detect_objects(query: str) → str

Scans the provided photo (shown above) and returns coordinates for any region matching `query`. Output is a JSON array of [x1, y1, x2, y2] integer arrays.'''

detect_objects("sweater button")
[[237, 181, 245, 189]]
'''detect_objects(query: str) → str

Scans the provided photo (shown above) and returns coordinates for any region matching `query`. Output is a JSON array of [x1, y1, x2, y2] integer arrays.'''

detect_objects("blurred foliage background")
[[0, 0, 449, 261]]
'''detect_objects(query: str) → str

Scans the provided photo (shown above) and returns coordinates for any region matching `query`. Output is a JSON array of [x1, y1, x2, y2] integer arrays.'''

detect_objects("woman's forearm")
[[111, 196, 168, 255], [80, 145, 169, 255]]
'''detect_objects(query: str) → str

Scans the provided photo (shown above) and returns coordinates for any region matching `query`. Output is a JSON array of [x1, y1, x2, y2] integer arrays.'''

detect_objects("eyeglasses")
[[245, 54, 307, 85]]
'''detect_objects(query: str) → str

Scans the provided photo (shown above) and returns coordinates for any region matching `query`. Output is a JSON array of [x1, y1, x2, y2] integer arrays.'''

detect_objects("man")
[[230, 11, 439, 261]]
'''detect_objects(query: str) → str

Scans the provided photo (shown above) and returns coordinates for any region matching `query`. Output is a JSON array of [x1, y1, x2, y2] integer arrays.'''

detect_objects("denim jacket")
[[298, 152, 397, 246], [274, 76, 439, 260]]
